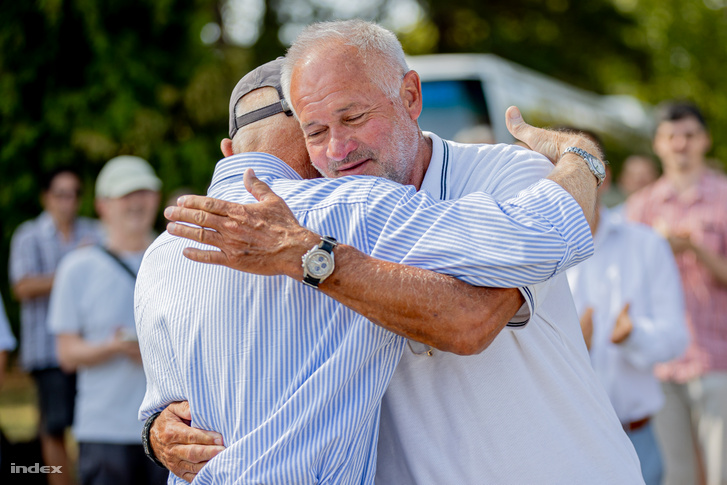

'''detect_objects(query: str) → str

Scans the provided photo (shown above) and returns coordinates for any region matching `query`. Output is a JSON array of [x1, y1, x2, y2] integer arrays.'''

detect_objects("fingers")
[[621, 302, 630, 315], [165, 204, 226, 232], [181, 247, 229, 266], [167, 401, 192, 422], [178, 195, 232, 216], [244, 168, 277, 203], [167, 221, 223, 248]]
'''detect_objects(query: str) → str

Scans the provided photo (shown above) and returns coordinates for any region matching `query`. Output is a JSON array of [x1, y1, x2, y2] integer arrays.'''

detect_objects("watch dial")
[[309, 254, 330, 277]]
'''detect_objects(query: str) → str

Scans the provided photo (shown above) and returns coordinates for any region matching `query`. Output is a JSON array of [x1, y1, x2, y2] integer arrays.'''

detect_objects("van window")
[[419, 80, 491, 140]]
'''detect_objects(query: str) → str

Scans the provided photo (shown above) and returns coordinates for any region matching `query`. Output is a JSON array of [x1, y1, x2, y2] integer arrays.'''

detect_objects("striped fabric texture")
[[9, 212, 102, 370], [136, 152, 592, 484]]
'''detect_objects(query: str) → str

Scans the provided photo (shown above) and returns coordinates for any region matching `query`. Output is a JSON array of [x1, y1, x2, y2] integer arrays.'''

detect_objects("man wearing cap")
[[48, 156, 168, 485], [133, 50, 644, 483]]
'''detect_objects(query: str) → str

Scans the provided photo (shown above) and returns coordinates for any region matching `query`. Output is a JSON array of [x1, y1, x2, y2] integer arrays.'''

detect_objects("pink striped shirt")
[[627, 170, 727, 382]]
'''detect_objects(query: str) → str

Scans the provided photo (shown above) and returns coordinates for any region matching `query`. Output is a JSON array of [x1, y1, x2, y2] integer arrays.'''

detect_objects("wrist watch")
[[142, 411, 167, 469], [302, 236, 338, 288], [563, 146, 607, 187]]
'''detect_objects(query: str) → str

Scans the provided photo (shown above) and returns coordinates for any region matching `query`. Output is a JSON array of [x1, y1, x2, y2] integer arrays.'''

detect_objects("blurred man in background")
[[9, 167, 103, 485], [618, 154, 659, 198], [567, 137, 688, 484], [48, 156, 167, 485], [628, 101, 727, 485]]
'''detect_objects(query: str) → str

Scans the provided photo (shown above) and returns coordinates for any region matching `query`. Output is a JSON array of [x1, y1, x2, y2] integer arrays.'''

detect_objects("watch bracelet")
[[142, 411, 168, 469]]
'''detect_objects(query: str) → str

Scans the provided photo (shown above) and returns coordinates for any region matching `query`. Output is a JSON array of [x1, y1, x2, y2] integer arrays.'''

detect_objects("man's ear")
[[401, 70, 423, 121], [221, 138, 234, 158]]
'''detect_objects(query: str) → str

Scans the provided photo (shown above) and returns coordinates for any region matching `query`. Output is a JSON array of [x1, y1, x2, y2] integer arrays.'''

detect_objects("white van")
[[407, 53, 653, 154]]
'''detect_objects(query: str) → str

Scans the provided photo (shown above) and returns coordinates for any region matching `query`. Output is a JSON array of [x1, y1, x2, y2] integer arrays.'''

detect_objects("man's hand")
[[611, 303, 634, 344], [164, 169, 320, 278], [506, 106, 602, 163], [506, 105, 600, 231], [579, 307, 594, 351], [150, 401, 225, 483]]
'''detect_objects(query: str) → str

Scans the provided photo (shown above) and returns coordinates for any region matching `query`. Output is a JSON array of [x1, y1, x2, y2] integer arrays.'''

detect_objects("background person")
[[566, 140, 688, 484], [619, 154, 660, 198], [48, 156, 167, 485], [9, 167, 103, 485], [627, 101, 727, 485]]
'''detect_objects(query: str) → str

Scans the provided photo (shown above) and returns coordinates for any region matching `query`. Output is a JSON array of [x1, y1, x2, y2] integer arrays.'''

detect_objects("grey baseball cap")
[[228, 56, 293, 139]]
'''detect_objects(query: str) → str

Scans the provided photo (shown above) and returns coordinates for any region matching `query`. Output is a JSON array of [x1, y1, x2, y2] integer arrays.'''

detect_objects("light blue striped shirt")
[[136, 152, 592, 484], [9, 212, 102, 370]]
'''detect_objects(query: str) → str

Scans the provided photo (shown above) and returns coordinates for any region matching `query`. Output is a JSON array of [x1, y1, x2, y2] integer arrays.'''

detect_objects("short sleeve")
[[47, 253, 85, 335]]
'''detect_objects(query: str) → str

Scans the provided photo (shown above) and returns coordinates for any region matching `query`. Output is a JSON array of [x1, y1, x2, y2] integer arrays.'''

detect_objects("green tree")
[[0, 0, 260, 336]]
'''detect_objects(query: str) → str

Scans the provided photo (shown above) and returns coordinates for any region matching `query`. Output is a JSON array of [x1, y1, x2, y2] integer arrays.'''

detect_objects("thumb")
[[505, 106, 527, 141], [621, 302, 630, 316], [167, 400, 192, 421], [243, 168, 275, 202]]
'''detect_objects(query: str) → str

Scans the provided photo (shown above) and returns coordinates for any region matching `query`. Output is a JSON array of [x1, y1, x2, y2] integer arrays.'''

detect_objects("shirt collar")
[[208, 152, 302, 194], [419, 131, 445, 198]]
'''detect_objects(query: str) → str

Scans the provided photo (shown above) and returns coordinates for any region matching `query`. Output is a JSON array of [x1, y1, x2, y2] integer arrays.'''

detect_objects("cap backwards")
[[228, 57, 294, 139]]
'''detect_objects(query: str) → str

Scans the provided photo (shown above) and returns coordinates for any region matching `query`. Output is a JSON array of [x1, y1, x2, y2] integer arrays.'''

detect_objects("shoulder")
[[11, 216, 41, 242], [57, 245, 104, 273], [268, 176, 397, 211], [443, 138, 553, 197]]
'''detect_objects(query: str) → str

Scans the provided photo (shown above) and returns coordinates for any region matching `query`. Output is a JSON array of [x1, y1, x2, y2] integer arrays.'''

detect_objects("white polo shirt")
[[375, 135, 645, 484]]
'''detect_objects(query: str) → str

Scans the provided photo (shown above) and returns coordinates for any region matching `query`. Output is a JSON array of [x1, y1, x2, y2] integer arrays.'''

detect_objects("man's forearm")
[[319, 245, 524, 355], [546, 154, 598, 232], [12, 275, 54, 300]]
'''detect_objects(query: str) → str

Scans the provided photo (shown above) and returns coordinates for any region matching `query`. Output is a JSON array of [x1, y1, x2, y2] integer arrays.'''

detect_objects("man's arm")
[[12, 275, 55, 300], [505, 106, 600, 231], [56, 332, 142, 372], [164, 108, 598, 354]]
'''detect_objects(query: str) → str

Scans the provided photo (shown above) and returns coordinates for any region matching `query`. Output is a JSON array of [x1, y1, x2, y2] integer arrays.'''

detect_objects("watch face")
[[306, 250, 333, 278]]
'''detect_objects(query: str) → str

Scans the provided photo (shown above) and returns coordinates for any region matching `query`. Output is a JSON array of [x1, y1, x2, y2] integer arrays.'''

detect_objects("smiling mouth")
[[337, 159, 370, 174]]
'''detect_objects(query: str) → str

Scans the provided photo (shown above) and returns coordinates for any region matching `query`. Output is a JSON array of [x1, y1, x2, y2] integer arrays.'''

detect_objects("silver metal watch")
[[302, 236, 338, 288], [563, 146, 607, 187]]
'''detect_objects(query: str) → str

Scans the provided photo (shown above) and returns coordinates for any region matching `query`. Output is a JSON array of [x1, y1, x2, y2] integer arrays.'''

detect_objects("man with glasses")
[[9, 167, 103, 485]]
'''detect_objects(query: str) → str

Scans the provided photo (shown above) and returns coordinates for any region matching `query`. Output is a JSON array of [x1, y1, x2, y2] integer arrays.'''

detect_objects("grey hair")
[[281, 19, 409, 115]]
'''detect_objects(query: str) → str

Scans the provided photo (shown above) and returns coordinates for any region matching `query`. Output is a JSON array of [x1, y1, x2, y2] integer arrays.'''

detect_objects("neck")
[[664, 164, 704, 193], [53, 216, 74, 242], [409, 133, 433, 190]]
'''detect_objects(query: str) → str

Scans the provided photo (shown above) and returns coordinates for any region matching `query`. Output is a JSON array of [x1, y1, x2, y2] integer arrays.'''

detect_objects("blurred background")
[[1, 0, 726, 440]]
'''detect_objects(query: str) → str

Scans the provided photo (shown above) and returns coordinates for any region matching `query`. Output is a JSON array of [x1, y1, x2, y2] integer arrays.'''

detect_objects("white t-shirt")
[[48, 245, 147, 444], [375, 135, 644, 484]]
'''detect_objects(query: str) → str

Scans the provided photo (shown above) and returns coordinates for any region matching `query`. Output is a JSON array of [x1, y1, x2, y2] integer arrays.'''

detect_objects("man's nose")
[[326, 126, 356, 161], [671, 135, 688, 152]]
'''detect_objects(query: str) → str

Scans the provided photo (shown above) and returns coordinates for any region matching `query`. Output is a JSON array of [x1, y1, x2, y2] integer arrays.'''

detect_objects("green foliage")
[[1, 0, 725, 340], [406, 0, 727, 168], [0, 0, 265, 334]]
